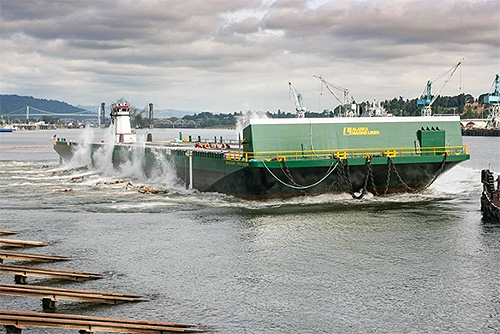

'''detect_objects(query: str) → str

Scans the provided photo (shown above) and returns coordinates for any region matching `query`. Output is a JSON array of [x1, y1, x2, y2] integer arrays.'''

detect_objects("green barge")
[[54, 106, 469, 199]]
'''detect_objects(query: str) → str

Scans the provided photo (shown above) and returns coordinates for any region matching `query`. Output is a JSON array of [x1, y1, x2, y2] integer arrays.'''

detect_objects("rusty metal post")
[[5, 325, 23, 334], [42, 297, 57, 310], [78, 330, 94, 334], [14, 275, 27, 284]]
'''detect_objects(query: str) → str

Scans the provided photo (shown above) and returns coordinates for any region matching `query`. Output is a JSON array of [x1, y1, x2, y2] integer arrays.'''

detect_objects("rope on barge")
[[261, 154, 448, 199], [261, 159, 339, 190]]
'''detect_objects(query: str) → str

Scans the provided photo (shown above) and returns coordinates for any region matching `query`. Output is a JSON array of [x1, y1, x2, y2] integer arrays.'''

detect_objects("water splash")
[[65, 126, 95, 168], [91, 126, 116, 176], [235, 110, 268, 139], [61, 128, 183, 192], [115, 136, 147, 180], [147, 147, 180, 189]]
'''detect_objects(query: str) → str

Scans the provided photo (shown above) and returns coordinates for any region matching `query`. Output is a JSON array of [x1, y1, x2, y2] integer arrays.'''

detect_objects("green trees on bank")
[[379, 93, 475, 116], [150, 93, 486, 128], [1, 93, 492, 128]]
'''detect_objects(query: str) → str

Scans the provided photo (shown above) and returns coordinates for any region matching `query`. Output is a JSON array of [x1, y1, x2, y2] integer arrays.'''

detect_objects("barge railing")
[[233, 145, 469, 162]]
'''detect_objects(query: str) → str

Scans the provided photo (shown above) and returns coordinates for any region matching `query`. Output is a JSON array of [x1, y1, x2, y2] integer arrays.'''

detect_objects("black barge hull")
[[54, 141, 468, 200]]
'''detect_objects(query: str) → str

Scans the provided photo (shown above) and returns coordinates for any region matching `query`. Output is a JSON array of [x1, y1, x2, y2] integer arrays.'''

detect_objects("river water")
[[0, 129, 499, 334]]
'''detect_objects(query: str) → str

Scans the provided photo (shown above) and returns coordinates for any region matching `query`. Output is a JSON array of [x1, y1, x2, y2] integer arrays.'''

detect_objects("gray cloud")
[[1, 0, 498, 113], [264, 0, 498, 58]]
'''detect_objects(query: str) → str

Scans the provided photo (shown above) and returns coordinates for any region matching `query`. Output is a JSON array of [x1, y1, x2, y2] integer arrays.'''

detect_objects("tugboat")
[[481, 169, 500, 222]]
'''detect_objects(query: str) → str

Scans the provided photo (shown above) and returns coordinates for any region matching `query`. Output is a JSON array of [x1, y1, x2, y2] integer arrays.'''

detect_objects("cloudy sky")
[[1, 0, 499, 113]]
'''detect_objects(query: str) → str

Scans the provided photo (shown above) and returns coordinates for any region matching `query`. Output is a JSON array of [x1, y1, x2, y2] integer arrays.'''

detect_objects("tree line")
[[2, 92, 492, 128], [144, 92, 489, 128]]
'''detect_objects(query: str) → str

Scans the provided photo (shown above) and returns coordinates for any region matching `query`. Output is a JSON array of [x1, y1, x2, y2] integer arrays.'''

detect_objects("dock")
[[0, 250, 70, 263], [0, 264, 102, 284], [0, 284, 147, 309], [462, 128, 500, 136], [0, 310, 204, 333], [0, 230, 17, 236], [0, 229, 207, 332], [0, 238, 49, 248]]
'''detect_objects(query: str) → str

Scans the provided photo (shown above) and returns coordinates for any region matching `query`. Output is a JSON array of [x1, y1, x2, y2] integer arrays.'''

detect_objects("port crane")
[[313, 75, 357, 117], [484, 74, 500, 129], [289, 82, 306, 118], [417, 61, 462, 116]]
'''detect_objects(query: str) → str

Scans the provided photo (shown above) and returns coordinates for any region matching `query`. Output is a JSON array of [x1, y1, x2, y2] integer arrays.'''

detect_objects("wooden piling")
[[0, 250, 70, 263], [5, 325, 23, 334], [0, 310, 204, 333], [0, 238, 49, 248], [0, 264, 102, 283], [0, 228, 205, 332], [0, 284, 147, 309], [0, 230, 17, 236]]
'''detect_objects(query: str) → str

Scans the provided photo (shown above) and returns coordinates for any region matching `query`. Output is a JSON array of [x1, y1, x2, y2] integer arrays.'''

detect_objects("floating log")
[[0, 238, 49, 248], [0, 264, 102, 284], [0, 284, 147, 309], [0, 250, 70, 263], [0, 309, 203, 333], [0, 230, 17, 236]]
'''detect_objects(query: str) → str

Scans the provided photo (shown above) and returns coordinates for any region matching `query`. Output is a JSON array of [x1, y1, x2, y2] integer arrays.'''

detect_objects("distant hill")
[[0, 94, 202, 119], [0, 94, 85, 115]]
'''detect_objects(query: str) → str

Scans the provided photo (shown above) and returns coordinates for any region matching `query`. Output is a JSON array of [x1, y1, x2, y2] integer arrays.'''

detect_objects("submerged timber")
[[54, 104, 470, 200]]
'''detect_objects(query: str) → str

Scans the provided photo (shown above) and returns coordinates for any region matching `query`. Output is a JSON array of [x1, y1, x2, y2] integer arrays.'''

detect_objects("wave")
[[0, 158, 484, 213]]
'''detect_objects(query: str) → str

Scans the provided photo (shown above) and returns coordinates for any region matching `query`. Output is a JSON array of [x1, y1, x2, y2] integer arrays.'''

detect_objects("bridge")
[[1, 106, 99, 121]]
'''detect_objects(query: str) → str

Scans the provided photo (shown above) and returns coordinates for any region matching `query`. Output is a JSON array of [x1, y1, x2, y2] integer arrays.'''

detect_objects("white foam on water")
[[35, 163, 482, 214], [1, 161, 53, 174], [106, 201, 167, 211], [430, 165, 482, 195], [245, 192, 357, 208]]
